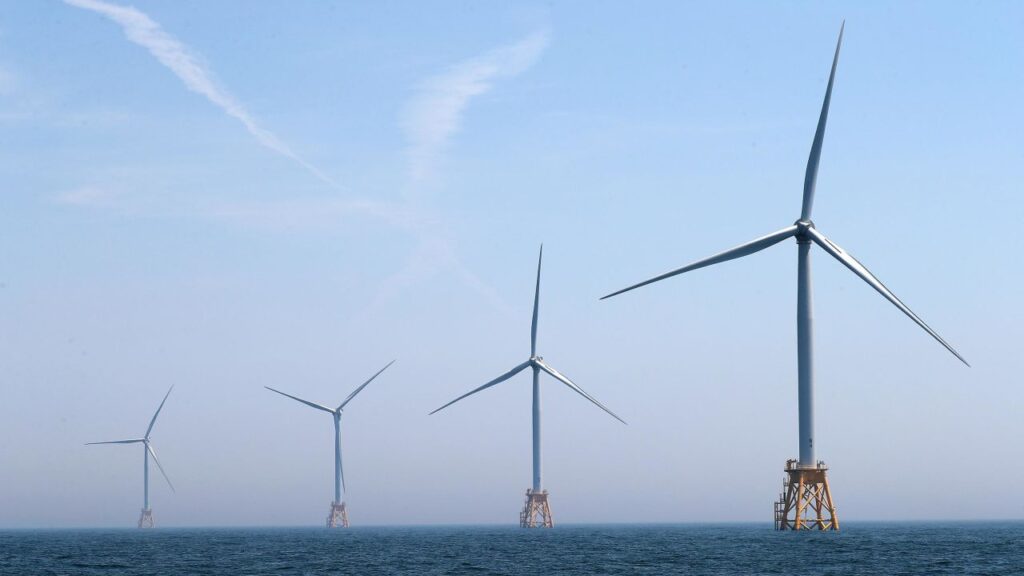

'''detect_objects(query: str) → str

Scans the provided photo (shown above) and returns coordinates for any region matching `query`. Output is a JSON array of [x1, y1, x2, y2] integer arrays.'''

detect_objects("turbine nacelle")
[[265, 359, 395, 419], [794, 219, 815, 238]]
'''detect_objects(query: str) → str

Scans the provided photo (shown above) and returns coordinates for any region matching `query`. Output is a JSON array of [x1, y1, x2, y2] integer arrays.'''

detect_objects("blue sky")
[[0, 1, 1022, 527]]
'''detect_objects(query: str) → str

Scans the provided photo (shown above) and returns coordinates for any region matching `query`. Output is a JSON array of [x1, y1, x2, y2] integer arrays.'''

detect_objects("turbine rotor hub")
[[794, 219, 815, 238]]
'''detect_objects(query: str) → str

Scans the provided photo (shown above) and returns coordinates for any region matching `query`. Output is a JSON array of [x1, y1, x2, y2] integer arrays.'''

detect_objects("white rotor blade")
[[85, 438, 144, 445], [340, 454, 346, 495], [146, 442, 175, 492], [265, 386, 334, 414], [601, 225, 798, 300], [802, 21, 844, 220], [145, 385, 174, 439], [531, 245, 543, 356], [534, 359, 627, 425], [338, 360, 396, 411], [429, 361, 531, 415], [807, 227, 968, 366]]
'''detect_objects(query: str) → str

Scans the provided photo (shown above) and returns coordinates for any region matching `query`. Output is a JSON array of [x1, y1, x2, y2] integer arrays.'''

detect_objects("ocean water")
[[1, 523, 1021, 575]]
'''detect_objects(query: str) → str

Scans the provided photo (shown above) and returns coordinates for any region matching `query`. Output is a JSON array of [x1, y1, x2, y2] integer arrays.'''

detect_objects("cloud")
[[63, 0, 335, 187], [52, 186, 122, 207], [203, 197, 420, 232], [48, 24, 545, 318], [196, 194, 513, 316], [362, 213, 516, 320], [401, 32, 548, 191], [0, 65, 17, 96], [368, 32, 550, 316]]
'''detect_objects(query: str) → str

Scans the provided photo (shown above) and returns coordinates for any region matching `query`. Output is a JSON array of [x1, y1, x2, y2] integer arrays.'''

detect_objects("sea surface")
[[1, 522, 1021, 575]]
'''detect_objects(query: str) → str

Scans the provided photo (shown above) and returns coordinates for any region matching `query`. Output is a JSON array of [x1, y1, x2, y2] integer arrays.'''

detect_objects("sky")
[[0, 1, 1022, 528]]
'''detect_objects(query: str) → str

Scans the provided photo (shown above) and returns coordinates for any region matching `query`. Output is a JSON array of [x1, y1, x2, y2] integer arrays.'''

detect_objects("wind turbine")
[[86, 386, 175, 529], [430, 246, 626, 528], [601, 23, 967, 531], [265, 360, 394, 528]]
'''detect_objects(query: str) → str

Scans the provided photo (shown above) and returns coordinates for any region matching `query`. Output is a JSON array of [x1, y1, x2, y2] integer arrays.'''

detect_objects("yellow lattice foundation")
[[774, 459, 839, 531], [520, 489, 553, 528], [326, 501, 349, 528], [137, 508, 154, 529]]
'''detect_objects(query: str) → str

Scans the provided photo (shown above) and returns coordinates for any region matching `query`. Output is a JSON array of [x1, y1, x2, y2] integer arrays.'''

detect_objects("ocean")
[[1, 522, 1021, 575]]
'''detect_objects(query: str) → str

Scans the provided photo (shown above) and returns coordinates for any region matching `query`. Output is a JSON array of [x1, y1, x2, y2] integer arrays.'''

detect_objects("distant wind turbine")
[[265, 360, 395, 528], [86, 386, 175, 529], [431, 246, 626, 528], [602, 23, 967, 531]]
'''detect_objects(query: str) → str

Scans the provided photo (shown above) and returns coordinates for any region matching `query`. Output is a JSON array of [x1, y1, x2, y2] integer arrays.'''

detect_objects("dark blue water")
[[1, 523, 1021, 575]]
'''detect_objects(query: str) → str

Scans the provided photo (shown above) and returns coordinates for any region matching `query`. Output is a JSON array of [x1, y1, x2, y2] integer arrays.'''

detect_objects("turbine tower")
[[601, 23, 967, 531], [86, 386, 175, 529], [431, 246, 626, 528], [266, 360, 394, 528]]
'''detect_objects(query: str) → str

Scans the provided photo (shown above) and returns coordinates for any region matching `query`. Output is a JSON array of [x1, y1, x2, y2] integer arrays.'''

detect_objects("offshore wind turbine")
[[86, 386, 175, 529], [430, 246, 626, 528], [602, 23, 967, 531], [265, 360, 394, 528]]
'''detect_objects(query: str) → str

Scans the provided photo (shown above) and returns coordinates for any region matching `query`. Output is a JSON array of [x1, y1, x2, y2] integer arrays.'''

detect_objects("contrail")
[[64, 0, 336, 187], [364, 32, 549, 316], [401, 31, 548, 192]]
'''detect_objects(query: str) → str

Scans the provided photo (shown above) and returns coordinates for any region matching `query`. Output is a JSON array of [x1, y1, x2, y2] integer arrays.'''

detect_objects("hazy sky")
[[1, 1, 1021, 528]]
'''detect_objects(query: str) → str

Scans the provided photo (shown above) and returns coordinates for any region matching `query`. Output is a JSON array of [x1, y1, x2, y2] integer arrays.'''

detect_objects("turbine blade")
[[340, 454, 346, 495], [264, 387, 334, 414], [531, 245, 543, 356], [601, 225, 798, 300], [338, 360, 396, 411], [145, 385, 174, 439], [801, 21, 844, 220], [85, 439, 145, 445], [429, 361, 532, 415], [807, 227, 968, 366], [534, 359, 627, 425], [146, 442, 175, 493]]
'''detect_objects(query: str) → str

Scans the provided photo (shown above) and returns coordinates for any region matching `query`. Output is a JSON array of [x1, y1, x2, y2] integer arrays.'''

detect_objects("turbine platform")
[[774, 459, 839, 531], [520, 489, 553, 528], [327, 501, 349, 528], [138, 508, 154, 529]]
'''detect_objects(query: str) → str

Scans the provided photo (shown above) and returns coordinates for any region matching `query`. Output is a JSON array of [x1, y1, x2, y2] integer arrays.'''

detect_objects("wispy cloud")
[[401, 32, 548, 191], [204, 197, 419, 232], [48, 25, 544, 319], [192, 192, 511, 316], [366, 217, 515, 318], [52, 185, 121, 207], [63, 0, 335, 187], [367, 32, 548, 316], [0, 65, 17, 96]]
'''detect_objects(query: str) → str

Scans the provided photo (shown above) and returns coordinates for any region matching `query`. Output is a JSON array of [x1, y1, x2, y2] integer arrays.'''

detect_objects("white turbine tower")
[[430, 246, 626, 528], [602, 23, 967, 530], [86, 386, 175, 529], [266, 360, 394, 528]]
